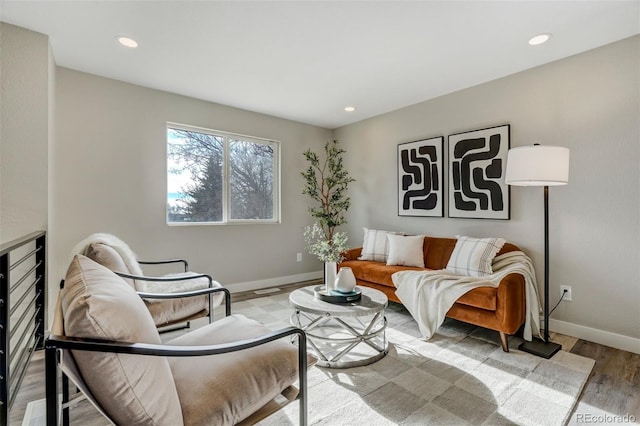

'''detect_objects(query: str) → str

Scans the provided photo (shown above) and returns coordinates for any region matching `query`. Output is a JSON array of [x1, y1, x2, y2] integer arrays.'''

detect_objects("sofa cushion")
[[343, 258, 499, 311], [342, 259, 425, 288], [386, 234, 425, 267], [446, 236, 506, 277], [358, 228, 396, 263], [61, 255, 183, 425], [168, 314, 314, 426], [423, 237, 457, 269]]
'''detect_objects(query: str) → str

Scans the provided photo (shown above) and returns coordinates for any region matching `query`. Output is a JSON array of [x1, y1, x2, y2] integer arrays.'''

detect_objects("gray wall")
[[0, 23, 52, 242], [53, 67, 329, 305], [334, 35, 640, 349]]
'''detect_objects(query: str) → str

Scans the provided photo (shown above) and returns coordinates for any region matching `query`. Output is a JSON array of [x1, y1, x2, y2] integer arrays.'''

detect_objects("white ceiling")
[[1, 1, 639, 129]]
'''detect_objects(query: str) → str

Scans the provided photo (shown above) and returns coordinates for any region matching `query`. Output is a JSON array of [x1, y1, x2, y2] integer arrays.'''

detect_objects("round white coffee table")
[[289, 285, 388, 368]]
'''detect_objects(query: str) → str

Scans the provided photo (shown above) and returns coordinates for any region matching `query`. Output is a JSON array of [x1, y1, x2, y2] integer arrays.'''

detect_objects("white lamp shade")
[[505, 145, 570, 186]]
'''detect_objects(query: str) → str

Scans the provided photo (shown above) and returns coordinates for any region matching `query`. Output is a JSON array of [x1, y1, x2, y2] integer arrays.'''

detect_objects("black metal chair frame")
[[45, 282, 308, 425], [138, 258, 190, 271], [45, 328, 308, 426]]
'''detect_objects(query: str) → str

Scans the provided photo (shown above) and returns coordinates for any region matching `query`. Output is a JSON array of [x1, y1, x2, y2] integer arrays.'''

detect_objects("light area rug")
[[236, 291, 595, 426], [22, 289, 595, 426], [22, 398, 45, 426]]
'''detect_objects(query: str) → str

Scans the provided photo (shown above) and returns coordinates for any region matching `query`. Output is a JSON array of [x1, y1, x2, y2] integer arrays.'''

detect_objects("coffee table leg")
[[334, 312, 386, 353], [291, 310, 336, 362], [291, 310, 387, 368], [291, 310, 331, 331], [306, 338, 331, 363]]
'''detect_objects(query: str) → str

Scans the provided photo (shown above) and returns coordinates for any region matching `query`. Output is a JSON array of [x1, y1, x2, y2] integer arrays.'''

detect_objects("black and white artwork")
[[448, 125, 510, 219], [398, 137, 444, 217]]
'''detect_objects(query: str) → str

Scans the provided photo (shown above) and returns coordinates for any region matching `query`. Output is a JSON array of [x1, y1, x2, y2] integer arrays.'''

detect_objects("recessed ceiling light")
[[116, 35, 138, 48], [344, 106, 356, 112], [529, 33, 551, 46]]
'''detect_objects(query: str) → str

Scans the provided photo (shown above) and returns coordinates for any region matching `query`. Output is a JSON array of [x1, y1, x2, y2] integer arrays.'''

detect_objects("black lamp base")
[[519, 338, 562, 359]]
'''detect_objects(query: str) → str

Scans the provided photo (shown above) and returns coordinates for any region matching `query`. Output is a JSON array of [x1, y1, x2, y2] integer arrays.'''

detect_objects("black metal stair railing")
[[0, 231, 47, 424]]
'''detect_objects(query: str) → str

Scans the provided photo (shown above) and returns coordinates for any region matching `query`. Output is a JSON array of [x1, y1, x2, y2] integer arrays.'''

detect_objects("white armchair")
[[72, 233, 229, 328], [46, 255, 314, 425]]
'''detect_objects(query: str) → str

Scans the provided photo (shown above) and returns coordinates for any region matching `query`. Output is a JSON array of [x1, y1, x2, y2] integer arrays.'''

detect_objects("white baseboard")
[[549, 318, 640, 355], [226, 271, 323, 294]]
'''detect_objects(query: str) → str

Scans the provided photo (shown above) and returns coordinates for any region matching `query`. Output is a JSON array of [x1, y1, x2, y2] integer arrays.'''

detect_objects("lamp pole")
[[544, 185, 550, 344], [518, 184, 561, 358]]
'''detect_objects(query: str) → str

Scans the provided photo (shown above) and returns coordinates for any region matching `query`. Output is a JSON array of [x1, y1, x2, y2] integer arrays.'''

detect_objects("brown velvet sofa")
[[340, 236, 526, 352]]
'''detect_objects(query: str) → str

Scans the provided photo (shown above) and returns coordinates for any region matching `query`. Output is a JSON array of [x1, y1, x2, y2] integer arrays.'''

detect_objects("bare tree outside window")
[[229, 140, 274, 220], [167, 125, 278, 224]]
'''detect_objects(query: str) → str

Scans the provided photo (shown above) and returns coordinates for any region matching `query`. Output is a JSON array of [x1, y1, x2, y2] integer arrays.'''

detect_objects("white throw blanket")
[[393, 251, 542, 341]]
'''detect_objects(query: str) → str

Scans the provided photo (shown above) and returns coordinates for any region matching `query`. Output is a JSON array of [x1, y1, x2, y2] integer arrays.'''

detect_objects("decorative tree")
[[301, 140, 355, 262]]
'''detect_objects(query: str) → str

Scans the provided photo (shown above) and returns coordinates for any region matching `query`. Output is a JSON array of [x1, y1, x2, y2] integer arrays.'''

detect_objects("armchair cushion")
[[84, 242, 136, 288], [146, 296, 209, 327], [61, 255, 183, 425], [137, 272, 211, 294], [141, 273, 224, 327], [168, 314, 307, 426]]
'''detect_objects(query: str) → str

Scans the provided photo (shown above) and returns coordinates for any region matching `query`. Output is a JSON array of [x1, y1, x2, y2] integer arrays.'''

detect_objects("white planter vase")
[[335, 267, 357, 293], [324, 262, 337, 292]]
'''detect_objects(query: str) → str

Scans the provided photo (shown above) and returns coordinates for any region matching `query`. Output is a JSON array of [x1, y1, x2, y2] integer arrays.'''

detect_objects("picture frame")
[[398, 136, 444, 217], [448, 124, 510, 220]]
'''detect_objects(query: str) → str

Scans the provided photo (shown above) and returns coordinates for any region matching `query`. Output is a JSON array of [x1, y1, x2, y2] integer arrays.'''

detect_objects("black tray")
[[313, 285, 362, 303]]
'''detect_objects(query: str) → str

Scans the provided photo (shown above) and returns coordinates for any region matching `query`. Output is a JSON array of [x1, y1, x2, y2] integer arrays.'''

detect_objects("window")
[[167, 123, 279, 224]]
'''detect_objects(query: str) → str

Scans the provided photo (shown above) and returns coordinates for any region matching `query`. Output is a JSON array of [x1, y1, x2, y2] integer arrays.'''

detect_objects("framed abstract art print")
[[398, 136, 444, 217], [448, 125, 510, 220]]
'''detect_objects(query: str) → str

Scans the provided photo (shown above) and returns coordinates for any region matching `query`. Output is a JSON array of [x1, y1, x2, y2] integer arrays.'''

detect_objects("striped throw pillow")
[[358, 228, 396, 263], [446, 236, 506, 277]]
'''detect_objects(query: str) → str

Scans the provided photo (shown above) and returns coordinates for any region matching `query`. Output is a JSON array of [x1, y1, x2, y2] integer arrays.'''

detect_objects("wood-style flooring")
[[9, 282, 640, 425]]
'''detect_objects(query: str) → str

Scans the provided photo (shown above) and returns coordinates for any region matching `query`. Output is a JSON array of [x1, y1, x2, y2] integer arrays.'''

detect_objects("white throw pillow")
[[386, 234, 425, 267], [359, 227, 396, 262], [446, 236, 506, 277]]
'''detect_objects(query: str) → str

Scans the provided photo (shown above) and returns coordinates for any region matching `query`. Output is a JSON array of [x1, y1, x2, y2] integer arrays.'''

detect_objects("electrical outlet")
[[296, 252, 302, 262], [560, 285, 572, 302]]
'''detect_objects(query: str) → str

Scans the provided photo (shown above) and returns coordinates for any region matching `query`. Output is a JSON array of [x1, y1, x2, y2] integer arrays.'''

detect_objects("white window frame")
[[167, 122, 281, 225]]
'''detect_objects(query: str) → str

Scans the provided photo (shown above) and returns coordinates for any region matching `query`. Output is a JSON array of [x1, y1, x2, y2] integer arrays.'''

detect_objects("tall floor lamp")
[[505, 144, 570, 359]]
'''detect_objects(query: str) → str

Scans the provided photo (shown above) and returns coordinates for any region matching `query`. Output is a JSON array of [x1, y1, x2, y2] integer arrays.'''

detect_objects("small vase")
[[324, 262, 337, 292], [335, 267, 357, 293]]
